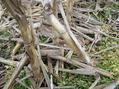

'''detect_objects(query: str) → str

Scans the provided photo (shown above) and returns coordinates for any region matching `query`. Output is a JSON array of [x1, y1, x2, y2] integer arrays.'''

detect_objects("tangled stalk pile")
[[0, 0, 119, 89]]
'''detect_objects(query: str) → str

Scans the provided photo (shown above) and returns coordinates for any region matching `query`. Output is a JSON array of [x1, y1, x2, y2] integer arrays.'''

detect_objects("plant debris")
[[0, 0, 119, 89]]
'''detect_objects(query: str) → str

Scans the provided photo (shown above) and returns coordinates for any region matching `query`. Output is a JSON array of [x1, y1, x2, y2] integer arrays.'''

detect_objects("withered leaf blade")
[[58, 68, 96, 75]]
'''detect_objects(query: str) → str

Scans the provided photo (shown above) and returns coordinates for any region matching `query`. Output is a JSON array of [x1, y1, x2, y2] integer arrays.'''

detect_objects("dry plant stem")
[[3, 55, 27, 89], [50, 3, 64, 73], [73, 25, 95, 34], [51, 0, 57, 15], [48, 57, 53, 74], [38, 77, 45, 88], [58, 68, 96, 75], [51, 0, 60, 45], [36, 30, 51, 88], [0, 57, 18, 66], [49, 55, 113, 77], [59, 2, 91, 63], [12, 42, 22, 59], [65, 0, 75, 22], [50, 75, 53, 89], [65, 50, 73, 59], [71, 27, 94, 41], [37, 45, 51, 89], [0, 37, 69, 49], [48, 14, 91, 63], [2, 0, 42, 82], [48, 15, 73, 46]]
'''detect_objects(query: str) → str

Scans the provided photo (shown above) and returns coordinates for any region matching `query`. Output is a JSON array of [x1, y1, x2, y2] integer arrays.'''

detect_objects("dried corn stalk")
[[2, 0, 42, 84]]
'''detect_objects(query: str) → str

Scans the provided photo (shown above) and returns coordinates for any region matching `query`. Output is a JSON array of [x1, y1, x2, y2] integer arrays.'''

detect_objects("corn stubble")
[[0, 0, 118, 89]]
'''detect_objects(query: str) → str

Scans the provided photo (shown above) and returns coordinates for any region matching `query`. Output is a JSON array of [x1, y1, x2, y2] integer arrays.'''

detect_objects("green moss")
[[96, 37, 119, 75], [58, 73, 94, 89]]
